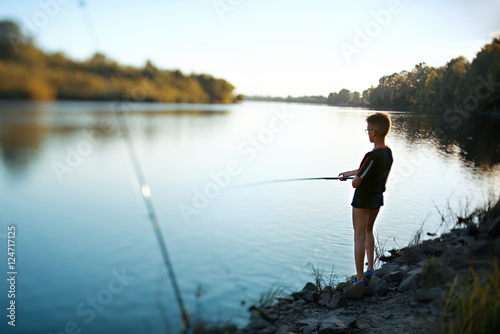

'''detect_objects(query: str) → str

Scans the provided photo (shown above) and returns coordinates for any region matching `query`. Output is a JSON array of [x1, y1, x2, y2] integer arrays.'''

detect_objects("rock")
[[466, 222, 479, 236], [416, 287, 443, 302], [343, 283, 365, 299], [405, 247, 427, 264], [382, 311, 393, 319], [303, 325, 318, 334], [398, 271, 420, 293], [249, 318, 273, 331], [275, 325, 291, 334], [488, 217, 500, 237], [385, 270, 404, 283], [278, 303, 292, 311], [336, 282, 351, 291], [301, 290, 315, 303], [329, 292, 348, 309], [470, 239, 491, 256], [296, 318, 320, 328], [257, 325, 277, 334], [422, 242, 443, 256], [293, 299, 306, 311], [318, 315, 356, 334], [318, 292, 331, 306], [375, 264, 398, 277], [260, 307, 279, 322], [367, 275, 389, 296], [292, 282, 316, 303]]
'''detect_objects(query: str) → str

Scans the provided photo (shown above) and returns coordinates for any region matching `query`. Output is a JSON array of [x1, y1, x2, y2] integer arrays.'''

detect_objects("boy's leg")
[[365, 208, 380, 272], [352, 207, 370, 281]]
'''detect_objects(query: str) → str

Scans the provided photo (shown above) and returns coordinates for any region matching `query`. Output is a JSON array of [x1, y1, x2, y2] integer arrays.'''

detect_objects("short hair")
[[366, 112, 391, 137]]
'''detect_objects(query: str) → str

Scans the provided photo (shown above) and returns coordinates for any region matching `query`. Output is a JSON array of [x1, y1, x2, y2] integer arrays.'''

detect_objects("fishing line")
[[232, 176, 354, 189], [76, 2, 192, 333]]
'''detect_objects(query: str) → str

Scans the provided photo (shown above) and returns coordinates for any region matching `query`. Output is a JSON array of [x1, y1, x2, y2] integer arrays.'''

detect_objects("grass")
[[252, 285, 286, 309], [440, 259, 500, 334], [421, 257, 449, 289], [433, 191, 500, 233], [308, 263, 338, 295], [407, 216, 429, 248], [374, 232, 399, 268]]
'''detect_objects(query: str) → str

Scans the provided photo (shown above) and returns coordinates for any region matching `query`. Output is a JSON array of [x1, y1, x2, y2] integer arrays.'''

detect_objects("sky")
[[1, 0, 499, 97]]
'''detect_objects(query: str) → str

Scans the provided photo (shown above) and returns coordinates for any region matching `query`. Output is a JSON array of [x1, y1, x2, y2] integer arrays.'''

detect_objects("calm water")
[[1, 101, 499, 333]]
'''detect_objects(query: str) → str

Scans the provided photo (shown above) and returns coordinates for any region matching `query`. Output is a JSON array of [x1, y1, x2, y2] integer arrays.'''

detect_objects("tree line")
[[327, 38, 500, 113], [0, 20, 242, 103]]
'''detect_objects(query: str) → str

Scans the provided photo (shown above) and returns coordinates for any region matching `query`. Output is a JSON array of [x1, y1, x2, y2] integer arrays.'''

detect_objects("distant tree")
[[423, 67, 445, 108], [461, 38, 500, 112], [440, 56, 470, 107], [351, 91, 361, 105], [0, 20, 238, 103], [0, 20, 29, 59]]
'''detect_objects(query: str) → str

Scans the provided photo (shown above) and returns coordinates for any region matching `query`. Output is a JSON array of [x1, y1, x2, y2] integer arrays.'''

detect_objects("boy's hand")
[[338, 172, 348, 181]]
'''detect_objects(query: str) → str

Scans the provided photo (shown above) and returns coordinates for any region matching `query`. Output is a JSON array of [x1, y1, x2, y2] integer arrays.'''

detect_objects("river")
[[0, 100, 499, 333]]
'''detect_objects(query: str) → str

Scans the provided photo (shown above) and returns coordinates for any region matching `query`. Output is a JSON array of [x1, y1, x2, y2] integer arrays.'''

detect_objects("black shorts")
[[351, 193, 383, 209]]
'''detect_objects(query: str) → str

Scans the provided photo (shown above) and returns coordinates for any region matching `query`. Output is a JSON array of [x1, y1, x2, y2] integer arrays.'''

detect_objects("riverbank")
[[239, 199, 500, 334]]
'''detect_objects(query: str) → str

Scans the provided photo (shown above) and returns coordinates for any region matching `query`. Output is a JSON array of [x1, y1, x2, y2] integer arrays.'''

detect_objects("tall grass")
[[308, 263, 337, 294], [440, 259, 500, 334]]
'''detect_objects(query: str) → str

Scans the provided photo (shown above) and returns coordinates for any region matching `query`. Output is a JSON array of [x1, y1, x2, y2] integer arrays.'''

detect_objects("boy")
[[339, 112, 393, 284]]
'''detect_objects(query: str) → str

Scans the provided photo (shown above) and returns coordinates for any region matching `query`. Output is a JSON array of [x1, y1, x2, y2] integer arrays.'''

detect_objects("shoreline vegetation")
[[195, 197, 500, 334], [0, 20, 243, 104], [246, 38, 500, 115]]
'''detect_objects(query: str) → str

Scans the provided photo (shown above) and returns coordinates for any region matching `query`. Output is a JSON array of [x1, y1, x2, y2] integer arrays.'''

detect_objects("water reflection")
[[0, 101, 229, 176], [390, 112, 500, 170]]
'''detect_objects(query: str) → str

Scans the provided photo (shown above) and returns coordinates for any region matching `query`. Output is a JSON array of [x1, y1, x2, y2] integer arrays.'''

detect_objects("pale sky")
[[1, 0, 499, 97]]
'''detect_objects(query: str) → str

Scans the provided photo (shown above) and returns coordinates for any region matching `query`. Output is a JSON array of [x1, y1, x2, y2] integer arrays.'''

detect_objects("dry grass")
[[440, 259, 500, 334]]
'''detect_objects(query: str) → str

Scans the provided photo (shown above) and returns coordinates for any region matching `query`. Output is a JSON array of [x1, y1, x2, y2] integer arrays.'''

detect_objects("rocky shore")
[[243, 210, 500, 334]]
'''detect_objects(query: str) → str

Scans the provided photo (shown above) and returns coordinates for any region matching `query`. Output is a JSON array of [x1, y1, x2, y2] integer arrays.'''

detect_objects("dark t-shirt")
[[355, 147, 393, 195]]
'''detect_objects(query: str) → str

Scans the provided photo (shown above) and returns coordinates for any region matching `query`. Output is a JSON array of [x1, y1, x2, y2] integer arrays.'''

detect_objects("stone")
[[398, 271, 420, 293], [329, 292, 348, 309], [375, 264, 398, 277], [386, 270, 404, 283], [318, 292, 331, 306], [249, 318, 273, 331], [292, 282, 316, 303], [405, 247, 427, 264], [260, 308, 279, 322], [488, 217, 500, 237], [303, 325, 318, 334], [318, 315, 356, 334], [416, 287, 443, 302], [301, 290, 315, 303], [470, 239, 491, 256], [382, 311, 393, 319], [466, 222, 479, 236], [296, 318, 320, 328], [422, 242, 443, 256], [257, 325, 277, 334], [367, 275, 389, 296], [343, 283, 365, 299], [336, 282, 351, 291], [275, 325, 291, 334]]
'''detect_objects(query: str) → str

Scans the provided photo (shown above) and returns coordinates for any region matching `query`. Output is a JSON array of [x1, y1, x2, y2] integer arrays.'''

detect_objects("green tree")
[[440, 56, 470, 107]]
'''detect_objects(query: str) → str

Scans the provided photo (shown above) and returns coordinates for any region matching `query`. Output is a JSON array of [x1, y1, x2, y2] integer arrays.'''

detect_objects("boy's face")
[[366, 122, 377, 143]]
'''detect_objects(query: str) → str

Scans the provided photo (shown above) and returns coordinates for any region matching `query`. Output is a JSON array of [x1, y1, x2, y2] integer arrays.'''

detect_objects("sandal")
[[353, 277, 367, 286], [365, 270, 375, 277]]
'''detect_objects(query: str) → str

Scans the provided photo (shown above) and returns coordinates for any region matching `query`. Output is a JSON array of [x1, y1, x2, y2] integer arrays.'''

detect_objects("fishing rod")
[[233, 176, 354, 189], [76, 2, 192, 333]]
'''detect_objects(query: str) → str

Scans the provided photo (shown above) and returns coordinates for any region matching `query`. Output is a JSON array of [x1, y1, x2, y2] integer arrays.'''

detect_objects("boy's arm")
[[352, 175, 362, 188], [338, 169, 358, 181]]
